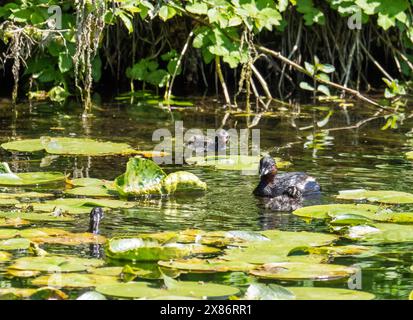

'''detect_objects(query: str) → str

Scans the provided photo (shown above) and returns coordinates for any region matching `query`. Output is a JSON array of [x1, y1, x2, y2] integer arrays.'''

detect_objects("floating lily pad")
[[0, 287, 68, 300], [30, 232, 106, 246], [287, 287, 375, 300], [337, 189, 413, 204], [159, 258, 255, 273], [9, 256, 105, 272], [19, 198, 135, 214], [68, 178, 111, 187], [64, 186, 117, 198], [1, 139, 44, 152], [0, 211, 74, 222], [346, 223, 413, 244], [77, 291, 107, 300], [32, 273, 120, 288], [0, 198, 19, 206], [0, 251, 11, 262], [0, 171, 66, 186], [105, 237, 220, 262], [289, 245, 373, 258], [250, 262, 356, 280], [245, 284, 295, 300], [293, 204, 380, 220], [162, 172, 207, 194], [186, 155, 291, 171], [0, 192, 54, 199], [7, 269, 41, 278], [115, 157, 206, 196], [0, 238, 31, 250], [96, 280, 239, 299], [89, 267, 124, 277], [114, 157, 166, 196], [2, 137, 136, 156]]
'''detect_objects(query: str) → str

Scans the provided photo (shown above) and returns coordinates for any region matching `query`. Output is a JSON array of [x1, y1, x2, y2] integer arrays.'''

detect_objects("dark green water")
[[0, 99, 413, 299]]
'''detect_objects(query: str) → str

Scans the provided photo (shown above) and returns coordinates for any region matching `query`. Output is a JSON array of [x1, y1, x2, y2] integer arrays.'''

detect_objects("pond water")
[[0, 98, 412, 299]]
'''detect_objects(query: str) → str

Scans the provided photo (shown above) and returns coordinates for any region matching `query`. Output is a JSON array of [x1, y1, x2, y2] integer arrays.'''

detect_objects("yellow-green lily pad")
[[288, 287, 375, 300], [0, 251, 11, 262], [0, 172, 66, 186], [250, 262, 357, 280], [2, 137, 136, 156], [0, 211, 74, 222], [31, 273, 120, 288], [0, 217, 30, 227], [105, 237, 220, 262], [9, 255, 105, 272], [0, 238, 31, 250], [337, 189, 413, 204], [96, 279, 239, 299], [0, 192, 54, 199], [293, 204, 380, 220]]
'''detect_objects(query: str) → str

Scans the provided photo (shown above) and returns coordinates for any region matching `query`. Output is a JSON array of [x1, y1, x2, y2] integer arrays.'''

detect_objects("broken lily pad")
[[1, 137, 136, 156], [337, 189, 413, 204], [250, 262, 357, 280]]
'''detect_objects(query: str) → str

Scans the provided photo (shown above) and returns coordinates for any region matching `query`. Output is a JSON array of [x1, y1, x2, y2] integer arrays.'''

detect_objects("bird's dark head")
[[89, 207, 104, 234], [258, 156, 277, 177]]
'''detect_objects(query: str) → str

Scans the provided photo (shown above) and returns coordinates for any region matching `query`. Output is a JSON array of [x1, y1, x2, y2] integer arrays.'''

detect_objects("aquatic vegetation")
[[292, 204, 381, 220], [32, 273, 120, 289], [1, 137, 136, 156], [286, 287, 375, 300], [114, 157, 207, 197], [158, 258, 256, 273]]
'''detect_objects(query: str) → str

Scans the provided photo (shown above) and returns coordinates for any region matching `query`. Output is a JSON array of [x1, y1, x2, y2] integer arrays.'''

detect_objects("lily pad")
[[0, 217, 30, 227], [1, 137, 136, 156], [0, 238, 31, 250], [8, 256, 105, 273], [68, 178, 112, 187], [293, 204, 380, 220], [346, 223, 413, 244], [31, 273, 120, 288], [0, 171, 66, 186], [250, 262, 357, 280], [114, 157, 166, 196], [0, 211, 74, 222], [77, 291, 107, 300], [289, 245, 373, 257], [64, 186, 117, 198], [0, 287, 68, 300], [96, 280, 239, 299], [105, 237, 220, 262], [158, 258, 255, 273], [30, 232, 106, 246], [162, 171, 207, 194], [245, 284, 295, 300], [337, 189, 413, 204], [0, 251, 11, 262], [0, 192, 54, 199], [115, 157, 207, 196], [186, 155, 291, 171], [287, 287, 375, 300], [19, 198, 135, 214]]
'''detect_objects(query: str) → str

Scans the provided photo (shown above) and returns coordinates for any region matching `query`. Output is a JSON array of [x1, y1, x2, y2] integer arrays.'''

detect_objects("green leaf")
[[159, 5, 176, 21], [186, 2, 208, 15], [299, 82, 315, 91]]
